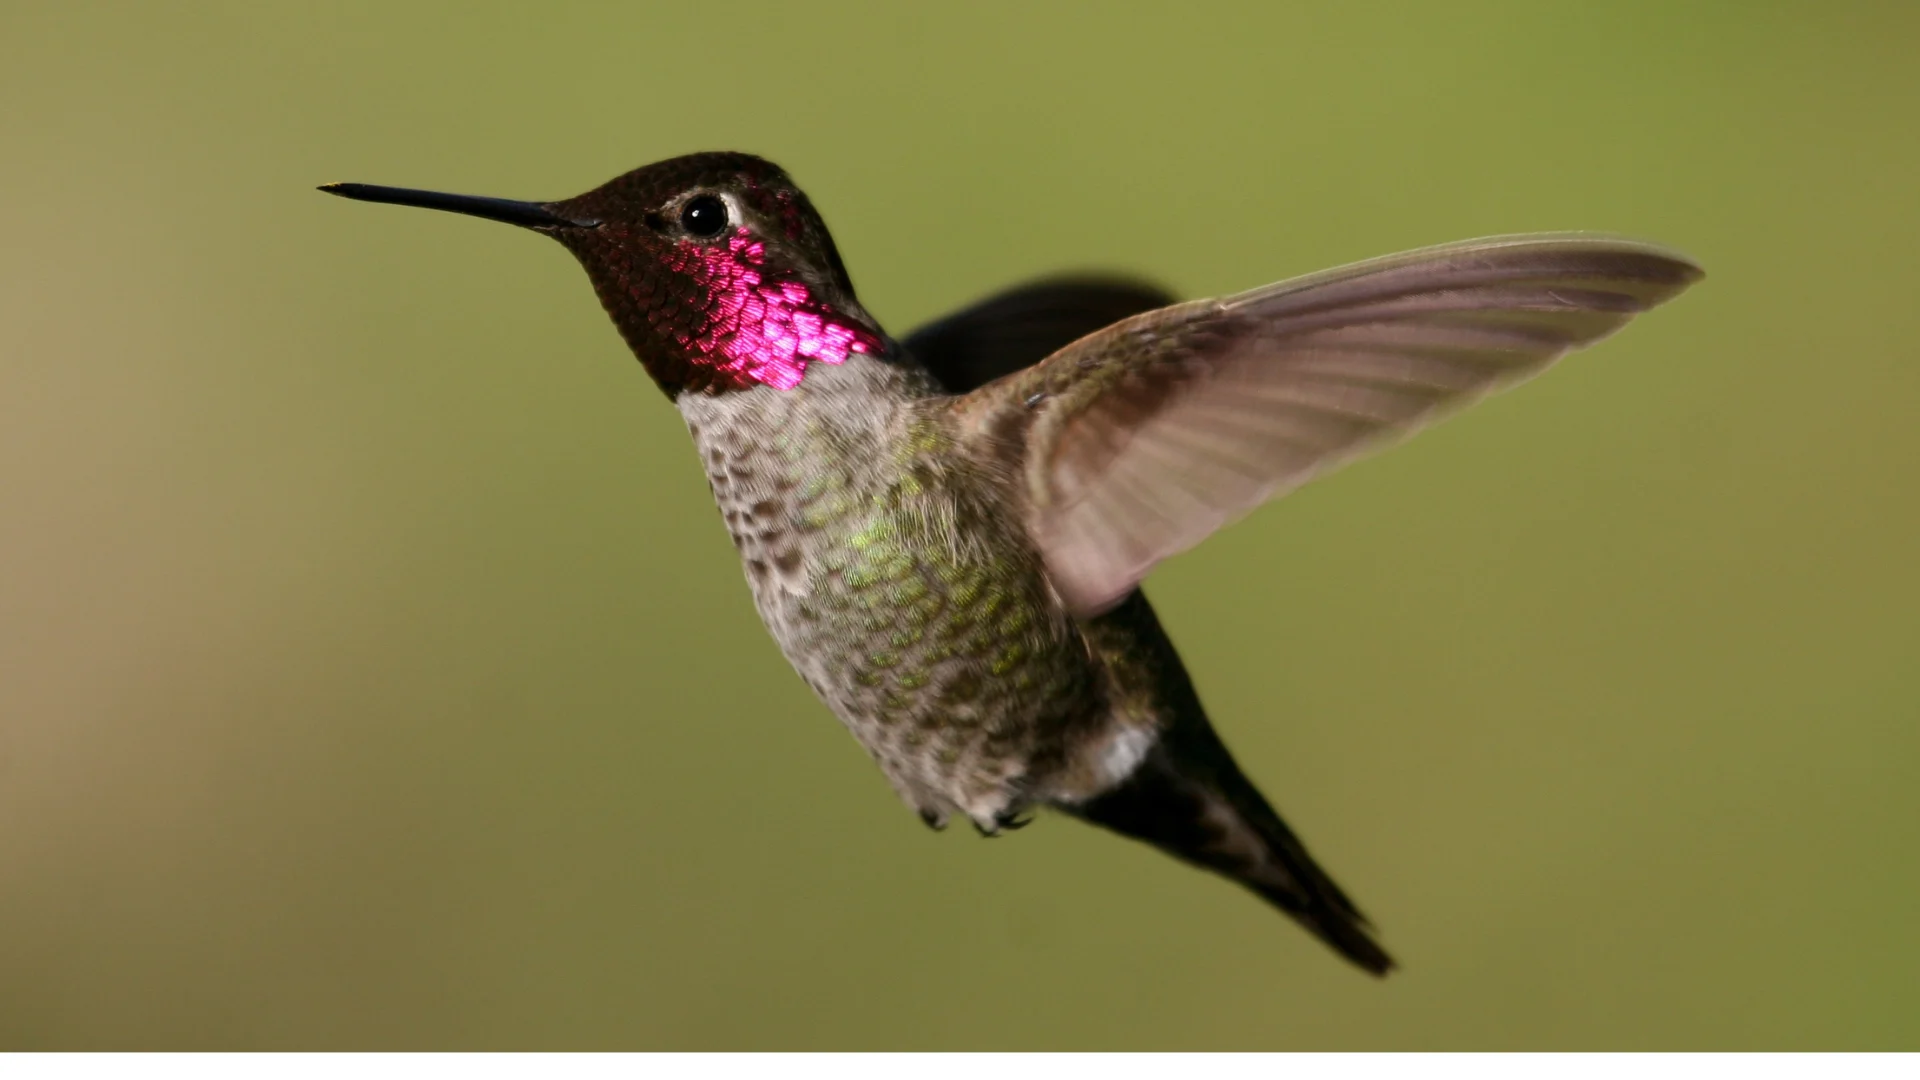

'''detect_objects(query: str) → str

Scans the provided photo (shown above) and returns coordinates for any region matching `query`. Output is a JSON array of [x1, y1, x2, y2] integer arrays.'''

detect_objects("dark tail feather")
[[1068, 728, 1396, 976]]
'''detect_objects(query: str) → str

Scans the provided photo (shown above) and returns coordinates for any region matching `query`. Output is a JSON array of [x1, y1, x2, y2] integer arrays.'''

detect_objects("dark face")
[[546, 153, 886, 396]]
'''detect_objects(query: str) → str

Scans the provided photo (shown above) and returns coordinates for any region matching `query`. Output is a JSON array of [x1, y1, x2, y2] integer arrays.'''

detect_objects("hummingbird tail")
[[1068, 725, 1396, 976]]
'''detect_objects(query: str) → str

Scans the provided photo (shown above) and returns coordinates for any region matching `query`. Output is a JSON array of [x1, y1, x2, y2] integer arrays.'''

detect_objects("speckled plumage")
[[324, 151, 1702, 976], [679, 356, 1120, 829]]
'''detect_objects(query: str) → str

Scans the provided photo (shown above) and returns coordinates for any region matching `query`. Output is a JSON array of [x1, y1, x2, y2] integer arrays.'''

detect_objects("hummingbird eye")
[[678, 194, 730, 239]]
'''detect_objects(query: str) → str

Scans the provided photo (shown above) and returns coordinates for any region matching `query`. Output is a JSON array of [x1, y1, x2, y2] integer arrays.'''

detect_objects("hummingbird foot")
[[971, 810, 1034, 838]]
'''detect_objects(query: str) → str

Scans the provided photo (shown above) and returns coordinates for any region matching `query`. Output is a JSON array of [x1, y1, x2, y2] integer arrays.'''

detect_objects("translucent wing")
[[957, 234, 1704, 615]]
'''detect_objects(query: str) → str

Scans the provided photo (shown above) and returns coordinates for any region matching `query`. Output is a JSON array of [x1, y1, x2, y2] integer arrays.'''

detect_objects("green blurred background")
[[3, 0, 1916, 1050]]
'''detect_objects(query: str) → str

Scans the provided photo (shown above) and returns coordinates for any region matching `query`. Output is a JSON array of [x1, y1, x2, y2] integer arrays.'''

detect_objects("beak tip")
[[312, 180, 589, 229]]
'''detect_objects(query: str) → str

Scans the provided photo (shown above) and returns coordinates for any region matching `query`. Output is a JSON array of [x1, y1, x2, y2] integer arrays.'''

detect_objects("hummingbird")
[[322, 152, 1701, 975]]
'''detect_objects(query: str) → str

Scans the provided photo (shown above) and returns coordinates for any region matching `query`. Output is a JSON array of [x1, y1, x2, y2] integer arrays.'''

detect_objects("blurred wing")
[[903, 276, 1178, 393], [957, 234, 1704, 615]]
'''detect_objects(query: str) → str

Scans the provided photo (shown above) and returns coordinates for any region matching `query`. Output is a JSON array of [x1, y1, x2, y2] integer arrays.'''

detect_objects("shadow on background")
[[1, 1, 1915, 1050]]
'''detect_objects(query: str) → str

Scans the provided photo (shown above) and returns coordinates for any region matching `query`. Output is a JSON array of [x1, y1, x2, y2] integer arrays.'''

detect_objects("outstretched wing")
[[955, 234, 1704, 615], [903, 276, 1178, 393]]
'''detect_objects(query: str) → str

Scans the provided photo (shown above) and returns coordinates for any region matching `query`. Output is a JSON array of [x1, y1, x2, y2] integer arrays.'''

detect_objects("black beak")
[[317, 183, 597, 229]]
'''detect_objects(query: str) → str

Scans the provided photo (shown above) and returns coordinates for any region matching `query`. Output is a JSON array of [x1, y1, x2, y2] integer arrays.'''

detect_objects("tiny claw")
[[919, 808, 948, 832], [972, 810, 1033, 838]]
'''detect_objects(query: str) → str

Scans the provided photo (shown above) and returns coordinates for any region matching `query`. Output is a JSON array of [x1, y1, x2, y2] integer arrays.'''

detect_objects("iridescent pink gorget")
[[656, 228, 882, 391]]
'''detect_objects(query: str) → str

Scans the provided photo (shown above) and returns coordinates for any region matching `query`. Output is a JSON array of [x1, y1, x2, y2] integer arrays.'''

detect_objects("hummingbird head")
[[322, 152, 886, 396]]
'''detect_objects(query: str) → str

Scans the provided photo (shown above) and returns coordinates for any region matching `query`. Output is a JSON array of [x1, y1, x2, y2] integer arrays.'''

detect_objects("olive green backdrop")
[[2, 1, 1915, 1051]]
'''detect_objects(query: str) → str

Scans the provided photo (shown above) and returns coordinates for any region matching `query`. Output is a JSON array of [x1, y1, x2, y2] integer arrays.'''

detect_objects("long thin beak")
[[317, 182, 597, 229]]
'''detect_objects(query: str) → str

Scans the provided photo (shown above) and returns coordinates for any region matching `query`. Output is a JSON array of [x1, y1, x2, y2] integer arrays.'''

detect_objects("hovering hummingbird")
[[322, 152, 1701, 975]]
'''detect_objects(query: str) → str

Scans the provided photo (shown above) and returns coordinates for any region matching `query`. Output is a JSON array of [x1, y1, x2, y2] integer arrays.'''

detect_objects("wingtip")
[[1530, 232, 1707, 285], [1459, 231, 1707, 299]]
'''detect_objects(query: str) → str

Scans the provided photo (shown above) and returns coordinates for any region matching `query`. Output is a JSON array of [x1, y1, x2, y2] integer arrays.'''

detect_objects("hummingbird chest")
[[678, 371, 1102, 825]]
